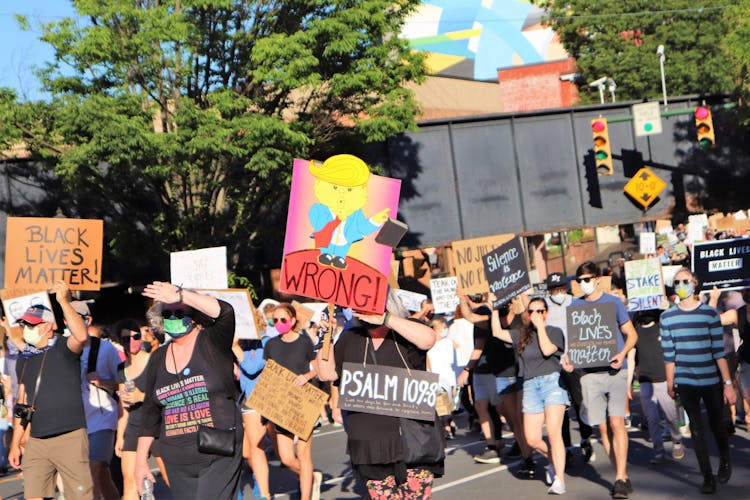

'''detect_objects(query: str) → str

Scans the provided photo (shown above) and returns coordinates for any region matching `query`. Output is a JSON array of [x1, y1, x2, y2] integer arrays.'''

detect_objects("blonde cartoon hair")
[[309, 154, 370, 186]]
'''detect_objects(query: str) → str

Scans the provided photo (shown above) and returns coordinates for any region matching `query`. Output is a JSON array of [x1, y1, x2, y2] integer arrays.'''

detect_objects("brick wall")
[[497, 57, 579, 112]]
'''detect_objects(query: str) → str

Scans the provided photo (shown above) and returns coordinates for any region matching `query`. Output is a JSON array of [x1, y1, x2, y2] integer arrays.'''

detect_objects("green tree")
[[4, 0, 425, 281], [724, 1, 750, 121], [533, 1, 734, 103]]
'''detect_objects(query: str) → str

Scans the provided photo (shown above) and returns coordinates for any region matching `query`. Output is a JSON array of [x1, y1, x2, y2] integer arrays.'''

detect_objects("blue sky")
[[0, 1, 77, 101]]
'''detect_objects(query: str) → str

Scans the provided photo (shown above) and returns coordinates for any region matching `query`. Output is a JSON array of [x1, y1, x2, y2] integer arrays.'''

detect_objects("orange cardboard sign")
[[452, 234, 515, 295], [4, 217, 104, 291]]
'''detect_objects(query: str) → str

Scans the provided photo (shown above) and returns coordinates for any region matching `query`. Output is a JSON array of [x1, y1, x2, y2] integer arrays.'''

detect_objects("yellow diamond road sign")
[[624, 167, 667, 208]]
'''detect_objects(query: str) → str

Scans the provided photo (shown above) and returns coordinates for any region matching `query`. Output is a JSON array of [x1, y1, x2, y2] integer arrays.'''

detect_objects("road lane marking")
[[432, 463, 514, 492]]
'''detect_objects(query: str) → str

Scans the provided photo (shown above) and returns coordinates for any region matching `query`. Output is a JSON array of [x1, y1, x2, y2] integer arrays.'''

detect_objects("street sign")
[[632, 101, 662, 137], [624, 167, 667, 209]]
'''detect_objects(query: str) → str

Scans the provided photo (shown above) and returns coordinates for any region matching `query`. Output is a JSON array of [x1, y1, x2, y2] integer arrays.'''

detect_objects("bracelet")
[[383, 311, 391, 328], [463, 367, 471, 373]]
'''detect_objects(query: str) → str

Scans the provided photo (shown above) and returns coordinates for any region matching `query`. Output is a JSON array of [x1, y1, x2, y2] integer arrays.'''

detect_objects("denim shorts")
[[522, 371, 569, 414], [473, 373, 501, 405], [496, 375, 522, 396]]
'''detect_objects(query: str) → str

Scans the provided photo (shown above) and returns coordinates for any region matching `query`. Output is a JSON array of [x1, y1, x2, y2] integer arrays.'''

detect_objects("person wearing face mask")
[[8, 281, 93, 500], [114, 318, 168, 500], [660, 269, 736, 494], [545, 273, 596, 465], [135, 282, 242, 500], [632, 310, 684, 465], [262, 303, 321, 500], [569, 262, 638, 500]]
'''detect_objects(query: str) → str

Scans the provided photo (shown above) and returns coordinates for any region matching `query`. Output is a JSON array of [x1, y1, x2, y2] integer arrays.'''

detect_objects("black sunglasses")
[[576, 276, 595, 283], [272, 317, 290, 324], [528, 309, 547, 314], [122, 332, 142, 342], [674, 279, 692, 286], [162, 309, 188, 319]]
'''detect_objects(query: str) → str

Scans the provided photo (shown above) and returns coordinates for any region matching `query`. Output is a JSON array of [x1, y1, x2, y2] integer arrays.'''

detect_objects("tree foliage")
[[724, 1, 750, 122], [3, 0, 425, 281], [533, 1, 734, 103]]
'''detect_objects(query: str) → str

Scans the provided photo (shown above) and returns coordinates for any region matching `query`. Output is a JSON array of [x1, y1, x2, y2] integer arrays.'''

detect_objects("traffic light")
[[591, 117, 613, 176], [695, 106, 715, 148]]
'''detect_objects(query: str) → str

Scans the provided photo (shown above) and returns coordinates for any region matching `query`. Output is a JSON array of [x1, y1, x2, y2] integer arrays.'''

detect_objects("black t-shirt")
[[736, 305, 749, 364], [117, 359, 150, 436], [333, 326, 443, 481], [509, 326, 565, 379], [264, 334, 315, 375], [635, 322, 668, 383], [140, 300, 241, 464], [17, 339, 86, 438]]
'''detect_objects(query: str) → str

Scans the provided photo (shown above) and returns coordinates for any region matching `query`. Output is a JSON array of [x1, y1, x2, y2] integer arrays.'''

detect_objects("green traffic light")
[[699, 138, 713, 148], [596, 151, 609, 160]]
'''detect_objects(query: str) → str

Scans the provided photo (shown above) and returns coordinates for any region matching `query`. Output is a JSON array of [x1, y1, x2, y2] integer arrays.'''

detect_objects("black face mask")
[[142, 342, 153, 353]]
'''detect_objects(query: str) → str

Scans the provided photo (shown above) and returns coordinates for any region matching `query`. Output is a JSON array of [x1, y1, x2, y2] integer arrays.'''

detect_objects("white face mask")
[[579, 280, 597, 296], [438, 329, 449, 338], [549, 292, 568, 305], [23, 325, 45, 347]]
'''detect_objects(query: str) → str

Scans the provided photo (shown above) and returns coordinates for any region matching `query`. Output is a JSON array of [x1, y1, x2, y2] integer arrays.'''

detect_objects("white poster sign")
[[199, 289, 258, 339], [393, 289, 428, 312], [171, 246, 228, 289], [430, 277, 460, 315]]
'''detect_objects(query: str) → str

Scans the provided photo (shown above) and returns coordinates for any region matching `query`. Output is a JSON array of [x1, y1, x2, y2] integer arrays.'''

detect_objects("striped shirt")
[[660, 303, 725, 387]]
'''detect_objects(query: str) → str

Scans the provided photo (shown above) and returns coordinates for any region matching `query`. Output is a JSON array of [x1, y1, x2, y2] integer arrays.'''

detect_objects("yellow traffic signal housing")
[[695, 106, 715, 148], [591, 118, 613, 176]]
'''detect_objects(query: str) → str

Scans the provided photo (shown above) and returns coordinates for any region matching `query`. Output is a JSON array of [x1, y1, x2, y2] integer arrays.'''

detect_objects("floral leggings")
[[366, 468, 434, 500]]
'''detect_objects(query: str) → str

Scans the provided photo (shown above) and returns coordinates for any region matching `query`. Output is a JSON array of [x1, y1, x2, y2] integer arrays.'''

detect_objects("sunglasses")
[[162, 309, 188, 319], [122, 333, 142, 342], [674, 279, 692, 286], [272, 317, 290, 324], [576, 276, 595, 283], [528, 309, 547, 314]]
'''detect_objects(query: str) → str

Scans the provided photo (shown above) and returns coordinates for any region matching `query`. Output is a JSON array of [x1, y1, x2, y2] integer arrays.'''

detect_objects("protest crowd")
[[1, 195, 749, 499]]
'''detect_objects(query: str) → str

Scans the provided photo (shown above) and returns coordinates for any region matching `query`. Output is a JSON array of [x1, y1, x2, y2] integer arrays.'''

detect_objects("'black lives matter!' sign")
[[338, 363, 439, 421], [566, 302, 620, 369], [692, 237, 750, 292], [482, 236, 531, 306]]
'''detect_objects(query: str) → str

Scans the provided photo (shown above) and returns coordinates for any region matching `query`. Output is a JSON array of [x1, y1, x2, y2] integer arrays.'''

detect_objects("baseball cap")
[[71, 301, 91, 317], [546, 272, 566, 289], [19, 304, 55, 325]]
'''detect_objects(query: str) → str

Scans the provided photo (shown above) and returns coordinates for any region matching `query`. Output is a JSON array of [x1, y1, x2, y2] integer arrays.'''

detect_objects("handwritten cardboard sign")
[[430, 277, 460, 315], [639, 232, 656, 255], [279, 157, 401, 314], [246, 359, 328, 440], [338, 362, 439, 421], [4, 217, 103, 291], [393, 289, 428, 312], [198, 289, 258, 339], [0, 289, 57, 328], [482, 236, 531, 306], [566, 302, 620, 369], [451, 234, 515, 295], [435, 391, 455, 417], [624, 258, 667, 311], [692, 238, 750, 292], [170, 246, 228, 289]]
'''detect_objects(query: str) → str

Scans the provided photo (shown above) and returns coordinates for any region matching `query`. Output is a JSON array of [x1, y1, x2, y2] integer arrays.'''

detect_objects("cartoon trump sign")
[[280, 155, 401, 314]]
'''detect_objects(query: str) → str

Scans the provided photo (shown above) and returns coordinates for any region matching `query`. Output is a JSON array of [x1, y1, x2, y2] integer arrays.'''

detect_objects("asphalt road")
[[1, 410, 748, 499]]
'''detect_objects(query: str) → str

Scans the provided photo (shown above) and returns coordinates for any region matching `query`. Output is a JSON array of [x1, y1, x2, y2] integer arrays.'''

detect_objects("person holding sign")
[[569, 262, 638, 500], [317, 291, 442, 499], [135, 283, 242, 500], [262, 303, 321, 500], [660, 269, 736, 495], [489, 295, 568, 495]]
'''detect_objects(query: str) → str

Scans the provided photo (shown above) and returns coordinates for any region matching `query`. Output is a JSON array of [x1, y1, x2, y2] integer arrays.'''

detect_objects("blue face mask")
[[163, 316, 193, 338]]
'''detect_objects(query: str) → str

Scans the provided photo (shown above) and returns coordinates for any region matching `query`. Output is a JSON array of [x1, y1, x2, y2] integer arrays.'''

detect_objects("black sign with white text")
[[482, 236, 531, 306], [566, 302, 620, 369], [338, 363, 439, 421], [692, 238, 750, 292]]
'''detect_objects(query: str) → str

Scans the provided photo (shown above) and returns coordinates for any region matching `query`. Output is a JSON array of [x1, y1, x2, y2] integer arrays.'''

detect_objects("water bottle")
[[674, 395, 685, 427], [125, 380, 136, 392], [141, 478, 155, 500]]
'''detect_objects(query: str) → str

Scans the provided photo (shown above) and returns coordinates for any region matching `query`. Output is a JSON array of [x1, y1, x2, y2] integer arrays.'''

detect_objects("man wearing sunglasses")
[[569, 262, 638, 499], [660, 269, 736, 494]]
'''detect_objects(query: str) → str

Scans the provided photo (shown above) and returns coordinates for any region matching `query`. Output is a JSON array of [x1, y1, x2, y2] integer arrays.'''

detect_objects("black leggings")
[[676, 383, 730, 476], [561, 369, 593, 447], [164, 446, 243, 500]]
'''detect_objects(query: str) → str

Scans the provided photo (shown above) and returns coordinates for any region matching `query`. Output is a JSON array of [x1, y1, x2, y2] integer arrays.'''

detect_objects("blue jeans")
[[522, 372, 569, 414]]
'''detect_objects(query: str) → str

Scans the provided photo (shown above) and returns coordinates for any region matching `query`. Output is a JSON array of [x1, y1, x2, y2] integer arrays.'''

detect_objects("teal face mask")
[[163, 317, 192, 338]]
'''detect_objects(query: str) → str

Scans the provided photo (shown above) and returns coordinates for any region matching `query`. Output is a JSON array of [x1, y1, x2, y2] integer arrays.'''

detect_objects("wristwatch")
[[724, 380, 733, 386]]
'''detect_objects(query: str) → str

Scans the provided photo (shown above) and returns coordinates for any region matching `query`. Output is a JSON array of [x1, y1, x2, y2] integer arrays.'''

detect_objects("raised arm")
[[143, 281, 222, 319], [54, 281, 88, 354], [489, 309, 513, 344], [354, 312, 436, 351]]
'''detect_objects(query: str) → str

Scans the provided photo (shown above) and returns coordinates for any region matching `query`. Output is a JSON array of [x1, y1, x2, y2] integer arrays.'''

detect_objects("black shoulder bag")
[[169, 343, 237, 457], [365, 334, 445, 466], [13, 351, 49, 429]]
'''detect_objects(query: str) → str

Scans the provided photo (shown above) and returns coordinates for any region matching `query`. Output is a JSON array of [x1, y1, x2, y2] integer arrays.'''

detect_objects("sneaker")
[[701, 474, 716, 494], [672, 442, 685, 460], [717, 459, 731, 484], [473, 446, 501, 464], [680, 424, 691, 438], [548, 477, 566, 495], [650, 452, 666, 465], [312, 470, 323, 500], [517, 458, 535, 479], [581, 439, 596, 463], [624, 478, 633, 493], [505, 440, 522, 459], [611, 479, 629, 499], [545, 464, 555, 486]]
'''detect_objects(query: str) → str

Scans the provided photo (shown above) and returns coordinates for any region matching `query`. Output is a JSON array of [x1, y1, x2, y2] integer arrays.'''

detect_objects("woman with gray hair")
[[317, 290, 441, 499], [134, 282, 242, 500]]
